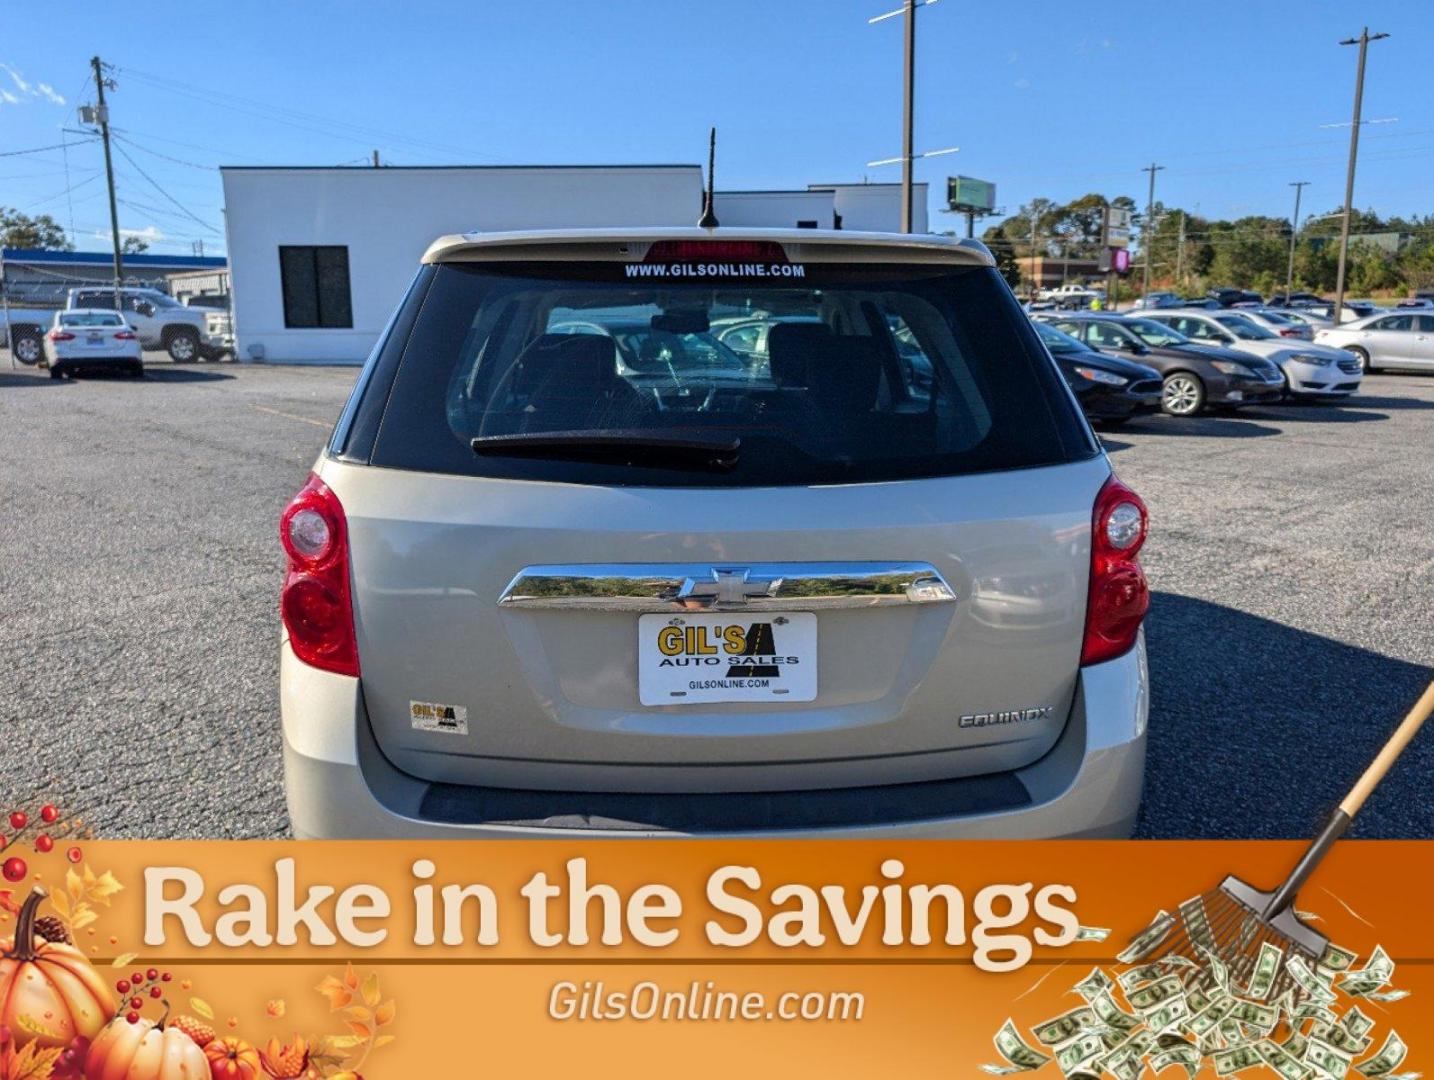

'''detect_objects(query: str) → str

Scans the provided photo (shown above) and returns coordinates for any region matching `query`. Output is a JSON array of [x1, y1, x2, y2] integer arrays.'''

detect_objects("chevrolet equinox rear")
[[279, 228, 1150, 839]]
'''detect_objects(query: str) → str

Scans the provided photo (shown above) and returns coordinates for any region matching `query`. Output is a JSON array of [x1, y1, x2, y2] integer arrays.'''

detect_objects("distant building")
[[0, 248, 228, 306], [1015, 255, 1103, 290], [218, 165, 925, 364]]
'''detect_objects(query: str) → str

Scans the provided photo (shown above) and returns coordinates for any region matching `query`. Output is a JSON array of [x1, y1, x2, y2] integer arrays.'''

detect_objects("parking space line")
[[250, 404, 331, 429]]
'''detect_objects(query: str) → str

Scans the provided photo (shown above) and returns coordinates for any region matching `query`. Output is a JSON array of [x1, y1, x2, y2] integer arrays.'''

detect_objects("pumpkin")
[[85, 1014, 209, 1080], [204, 1036, 262, 1080], [0, 888, 115, 1051]]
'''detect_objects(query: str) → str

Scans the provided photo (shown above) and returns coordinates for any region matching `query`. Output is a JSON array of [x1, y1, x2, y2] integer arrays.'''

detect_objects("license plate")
[[637, 612, 816, 706], [87, 333, 103, 345]]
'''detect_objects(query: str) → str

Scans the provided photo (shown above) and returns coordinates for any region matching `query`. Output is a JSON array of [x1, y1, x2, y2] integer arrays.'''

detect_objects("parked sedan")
[[1031, 319, 1162, 426], [1314, 311, 1434, 372], [1139, 309, 1360, 401], [43, 310, 142, 379], [1238, 308, 1314, 341], [1037, 312, 1284, 416]]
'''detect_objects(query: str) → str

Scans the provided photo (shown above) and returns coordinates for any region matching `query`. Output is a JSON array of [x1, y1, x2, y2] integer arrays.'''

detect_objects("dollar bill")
[[1179, 895, 1217, 952], [1342, 1007, 1376, 1040], [1312, 1021, 1373, 1057], [1362, 989, 1409, 1003], [1246, 941, 1284, 1001], [1128, 975, 1185, 1014], [1319, 943, 1358, 973], [1076, 925, 1112, 942], [1074, 967, 1115, 1002], [1340, 946, 1394, 996], [1151, 1044, 1200, 1078], [1188, 997, 1236, 1038], [986, 1019, 1053, 1074], [1283, 1031, 1310, 1060], [1295, 1001, 1339, 1027], [1199, 945, 1232, 993], [1227, 999, 1278, 1033], [1091, 991, 1141, 1034], [1118, 911, 1176, 964], [1259, 1038, 1313, 1080], [1119, 963, 1169, 992], [1214, 1044, 1263, 1076], [1307, 1037, 1354, 1079], [1033, 1007, 1099, 1047], [1056, 1033, 1107, 1075], [1355, 1032, 1407, 1078], [1288, 955, 1339, 1005], [1146, 996, 1191, 1034]]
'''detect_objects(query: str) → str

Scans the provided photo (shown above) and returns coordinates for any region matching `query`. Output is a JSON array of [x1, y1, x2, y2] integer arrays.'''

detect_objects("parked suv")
[[278, 228, 1151, 840], [67, 287, 214, 362], [1037, 312, 1284, 416]]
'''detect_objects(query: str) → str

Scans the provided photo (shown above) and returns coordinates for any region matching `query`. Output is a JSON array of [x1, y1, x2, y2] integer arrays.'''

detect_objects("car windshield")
[[1124, 317, 1189, 346], [1214, 314, 1275, 340], [1033, 321, 1085, 353], [367, 259, 1092, 487], [59, 312, 123, 327]]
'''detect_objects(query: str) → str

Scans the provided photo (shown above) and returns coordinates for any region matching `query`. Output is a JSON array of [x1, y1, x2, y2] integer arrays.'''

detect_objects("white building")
[[219, 165, 923, 364]]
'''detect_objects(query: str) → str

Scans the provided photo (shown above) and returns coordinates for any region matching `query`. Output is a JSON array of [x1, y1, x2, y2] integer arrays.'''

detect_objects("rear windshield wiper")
[[471, 430, 740, 471]]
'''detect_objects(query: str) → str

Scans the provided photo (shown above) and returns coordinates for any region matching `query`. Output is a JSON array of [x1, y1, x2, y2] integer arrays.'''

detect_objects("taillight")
[[1081, 475, 1150, 666], [280, 473, 359, 676], [1279, 328, 1302, 337], [115, 330, 137, 340], [48, 330, 75, 342]]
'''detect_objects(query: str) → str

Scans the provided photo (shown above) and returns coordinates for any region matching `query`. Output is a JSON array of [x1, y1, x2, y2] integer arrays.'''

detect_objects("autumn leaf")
[[342, 963, 359, 990], [13, 1014, 64, 1041], [344, 1020, 372, 1040], [71, 908, 98, 931], [111, 952, 138, 968], [87, 869, 124, 905], [360, 972, 381, 1008], [0, 890, 19, 917], [47, 892, 69, 920], [3, 1041, 64, 1080], [342, 1006, 371, 1025], [265, 999, 286, 1019], [320, 1035, 365, 1053], [65, 869, 84, 905], [190, 997, 215, 1021], [373, 1000, 396, 1027], [315, 975, 353, 1011]]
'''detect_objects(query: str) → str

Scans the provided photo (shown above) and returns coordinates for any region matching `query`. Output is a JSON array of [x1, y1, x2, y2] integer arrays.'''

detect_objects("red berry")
[[131, 972, 143, 985], [35, 835, 54, 853], [116, 980, 130, 994], [146, 968, 159, 981], [8, 812, 26, 831], [1, 857, 26, 883], [129, 997, 143, 1010], [161, 972, 172, 982], [126, 1011, 140, 1024], [40, 805, 59, 824], [60, 1049, 76, 1066], [150, 986, 162, 999], [66, 846, 82, 864]]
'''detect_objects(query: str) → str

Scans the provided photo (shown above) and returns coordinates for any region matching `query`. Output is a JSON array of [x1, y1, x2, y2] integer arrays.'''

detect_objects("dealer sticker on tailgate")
[[638, 613, 817, 706]]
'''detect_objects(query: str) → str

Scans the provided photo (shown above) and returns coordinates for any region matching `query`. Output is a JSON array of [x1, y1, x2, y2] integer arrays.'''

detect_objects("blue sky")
[[2, 0, 1431, 254]]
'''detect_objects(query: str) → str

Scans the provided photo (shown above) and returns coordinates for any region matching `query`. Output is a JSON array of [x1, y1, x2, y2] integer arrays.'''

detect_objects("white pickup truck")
[[2, 286, 224, 364], [1037, 283, 1106, 310]]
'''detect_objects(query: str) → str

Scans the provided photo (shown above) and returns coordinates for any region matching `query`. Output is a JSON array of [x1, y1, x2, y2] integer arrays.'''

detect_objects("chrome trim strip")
[[498, 562, 957, 611]]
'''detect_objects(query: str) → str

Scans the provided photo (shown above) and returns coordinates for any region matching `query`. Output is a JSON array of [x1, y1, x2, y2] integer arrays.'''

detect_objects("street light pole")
[[900, 0, 916, 233], [1286, 181, 1309, 301], [1332, 27, 1388, 325], [1141, 163, 1164, 298]]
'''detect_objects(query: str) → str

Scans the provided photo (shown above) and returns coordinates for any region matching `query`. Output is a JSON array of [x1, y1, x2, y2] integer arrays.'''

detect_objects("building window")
[[279, 245, 352, 329]]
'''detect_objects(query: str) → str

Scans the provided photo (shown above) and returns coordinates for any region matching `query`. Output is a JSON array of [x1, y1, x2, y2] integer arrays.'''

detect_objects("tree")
[[0, 208, 72, 251], [121, 235, 150, 254], [981, 222, 1023, 291]]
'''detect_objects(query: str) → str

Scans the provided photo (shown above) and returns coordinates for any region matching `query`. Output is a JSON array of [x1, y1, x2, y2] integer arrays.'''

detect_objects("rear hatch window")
[[368, 258, 1092, 486]]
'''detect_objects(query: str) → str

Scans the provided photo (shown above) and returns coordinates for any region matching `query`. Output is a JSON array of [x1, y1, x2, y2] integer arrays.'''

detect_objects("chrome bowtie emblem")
[[675, 567, 783, 607]]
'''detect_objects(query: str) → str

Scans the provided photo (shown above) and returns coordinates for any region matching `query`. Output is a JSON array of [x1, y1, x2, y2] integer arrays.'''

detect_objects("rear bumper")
[[281, 633, 1148, 839], [47, 352, 142, 369]]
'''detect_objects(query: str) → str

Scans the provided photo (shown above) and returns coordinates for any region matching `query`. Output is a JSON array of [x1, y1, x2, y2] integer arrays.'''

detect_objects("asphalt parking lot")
[[2, 352, 1431, 839]]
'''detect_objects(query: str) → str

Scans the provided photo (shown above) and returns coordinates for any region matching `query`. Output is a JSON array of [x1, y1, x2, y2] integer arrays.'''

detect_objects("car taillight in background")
[[115, 330, 137, 340], [1279, 328, 1303, 337], [280, 473, 360, 676], [48, 330, 75, 342], [1081, 475, 1150, 666]]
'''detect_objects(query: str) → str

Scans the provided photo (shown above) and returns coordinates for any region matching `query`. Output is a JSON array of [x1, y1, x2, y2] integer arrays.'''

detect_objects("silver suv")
[[279, 228, 1151, 839]]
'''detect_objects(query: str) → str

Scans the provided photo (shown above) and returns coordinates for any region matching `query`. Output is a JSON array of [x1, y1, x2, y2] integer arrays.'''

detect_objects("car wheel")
[[1345, 345, 1373, 374], [1161, 372, 1205, 416], [166, 329, 199, 363], [12, 332, 43, 365]]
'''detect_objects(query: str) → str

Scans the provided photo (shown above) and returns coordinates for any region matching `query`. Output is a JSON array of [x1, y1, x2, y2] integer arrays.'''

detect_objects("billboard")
[[946, 176, 996, 213]]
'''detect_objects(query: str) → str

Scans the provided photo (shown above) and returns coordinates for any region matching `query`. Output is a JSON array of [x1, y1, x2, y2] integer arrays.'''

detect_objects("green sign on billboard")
[[947, 176, 996, 213]]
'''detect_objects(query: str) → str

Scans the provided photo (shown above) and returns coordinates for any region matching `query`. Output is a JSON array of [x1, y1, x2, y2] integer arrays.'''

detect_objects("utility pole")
[[372, 149, 381, 167], [1333, 28, 1388, 325], [1141, 163, 1164, 299], [1174, 211, 1186, 292], [899, 0, 916, 233], [91, 56, 124, 311], [1286, 181, 1309, 301], [1029, 212, 1040, 301]]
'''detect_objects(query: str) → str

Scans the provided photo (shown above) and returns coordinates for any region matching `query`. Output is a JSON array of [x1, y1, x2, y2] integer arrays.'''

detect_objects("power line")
[[0, 138, 98, 159], [109, 140, 222, 235], [111, 132, 215, 171]]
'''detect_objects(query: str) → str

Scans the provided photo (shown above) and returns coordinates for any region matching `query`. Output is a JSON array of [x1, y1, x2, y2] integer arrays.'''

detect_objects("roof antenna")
[[697, 126, 720, 228]]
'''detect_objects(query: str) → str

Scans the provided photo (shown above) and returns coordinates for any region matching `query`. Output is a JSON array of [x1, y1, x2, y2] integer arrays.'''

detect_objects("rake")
[[1139, 679, 1434, 1003]]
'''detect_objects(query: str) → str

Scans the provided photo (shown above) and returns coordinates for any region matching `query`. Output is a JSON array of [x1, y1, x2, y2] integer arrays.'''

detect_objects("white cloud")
[[0, 62, 67, 107], [1013, 77, 1031, 90], [94, 225, 169, 245]]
